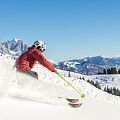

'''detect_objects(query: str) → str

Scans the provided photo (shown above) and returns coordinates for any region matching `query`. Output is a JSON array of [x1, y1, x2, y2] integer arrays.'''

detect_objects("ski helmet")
[[34, 40, 46, 52]]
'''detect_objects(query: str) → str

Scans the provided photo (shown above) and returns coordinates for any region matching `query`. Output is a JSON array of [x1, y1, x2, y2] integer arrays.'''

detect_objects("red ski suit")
[[15, 45, 55, 72]]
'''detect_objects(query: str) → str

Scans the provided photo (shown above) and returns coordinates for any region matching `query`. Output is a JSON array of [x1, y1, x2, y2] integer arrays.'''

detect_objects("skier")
[[15, 40, 83, 108], [15, 40, 56, 79]]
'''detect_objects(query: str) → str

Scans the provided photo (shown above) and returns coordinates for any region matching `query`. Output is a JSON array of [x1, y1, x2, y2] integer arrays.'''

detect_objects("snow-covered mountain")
[[0, 38, 28, 57], [55, 56, 120, 75], [0, 39, 10, 54]]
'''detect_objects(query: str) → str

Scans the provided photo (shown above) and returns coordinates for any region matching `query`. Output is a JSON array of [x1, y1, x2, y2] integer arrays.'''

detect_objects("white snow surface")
[[88, 74, 120, 89], [0, 54, 120, 120]]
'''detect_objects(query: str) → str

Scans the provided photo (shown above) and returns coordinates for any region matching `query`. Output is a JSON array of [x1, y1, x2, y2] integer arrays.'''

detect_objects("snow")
[[0, 54, 120, 120], [0, 97, 120, 120], [88, 74, 120, 89], [56, 55, 120, 75], [12, 38, 19, 42]]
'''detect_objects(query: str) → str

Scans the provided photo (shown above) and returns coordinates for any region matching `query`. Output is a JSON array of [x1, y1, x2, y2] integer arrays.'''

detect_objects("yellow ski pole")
[[55, 71, 85, 98]]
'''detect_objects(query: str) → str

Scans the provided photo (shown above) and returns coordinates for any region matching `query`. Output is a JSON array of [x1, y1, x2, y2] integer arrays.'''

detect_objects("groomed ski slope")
[[0, 54, 120, 120], [0, 97, 120, 120]]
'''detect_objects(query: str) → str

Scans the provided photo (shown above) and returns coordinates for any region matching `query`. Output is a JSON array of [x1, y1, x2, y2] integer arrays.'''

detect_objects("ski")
[[66, 98, 79, 103], [58, 97, 82, 108], [66, 98, 82, 108], [68, 102, 82, 108]]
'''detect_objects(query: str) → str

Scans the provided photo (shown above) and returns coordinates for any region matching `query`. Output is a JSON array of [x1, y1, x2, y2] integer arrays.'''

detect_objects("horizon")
[[1, 37, 120, 62], [0, 0, 120, 61]]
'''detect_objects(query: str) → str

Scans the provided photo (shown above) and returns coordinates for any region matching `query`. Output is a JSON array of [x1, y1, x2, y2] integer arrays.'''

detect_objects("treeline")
[[98, 67, 120, 74], [86, 79, 120, 97], [87, 79, 101, 89], [104, 86, 120, 96]]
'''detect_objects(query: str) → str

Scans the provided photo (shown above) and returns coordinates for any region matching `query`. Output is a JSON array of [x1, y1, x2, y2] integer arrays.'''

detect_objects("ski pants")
[[17, 70, 38, 80]]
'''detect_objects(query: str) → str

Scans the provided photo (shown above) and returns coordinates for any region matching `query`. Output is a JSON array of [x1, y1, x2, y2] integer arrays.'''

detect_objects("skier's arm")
[[31, 51, 55, 72]]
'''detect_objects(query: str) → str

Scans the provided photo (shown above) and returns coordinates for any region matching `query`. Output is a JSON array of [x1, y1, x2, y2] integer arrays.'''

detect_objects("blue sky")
[[0, 0, 120, 61]]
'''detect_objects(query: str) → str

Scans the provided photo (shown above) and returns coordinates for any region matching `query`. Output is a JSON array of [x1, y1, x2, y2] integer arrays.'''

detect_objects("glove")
[[54, 70, 59, 75]]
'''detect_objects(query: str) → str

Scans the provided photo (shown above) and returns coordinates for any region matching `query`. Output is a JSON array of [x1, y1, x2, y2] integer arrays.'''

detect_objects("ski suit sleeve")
[[31, 51, 55, 72]]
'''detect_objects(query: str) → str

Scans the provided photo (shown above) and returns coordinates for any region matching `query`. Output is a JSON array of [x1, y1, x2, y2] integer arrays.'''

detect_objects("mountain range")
[[1, 38, 120, 75], [0, 38, 28, 57], [55, 56, 120, 75]]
